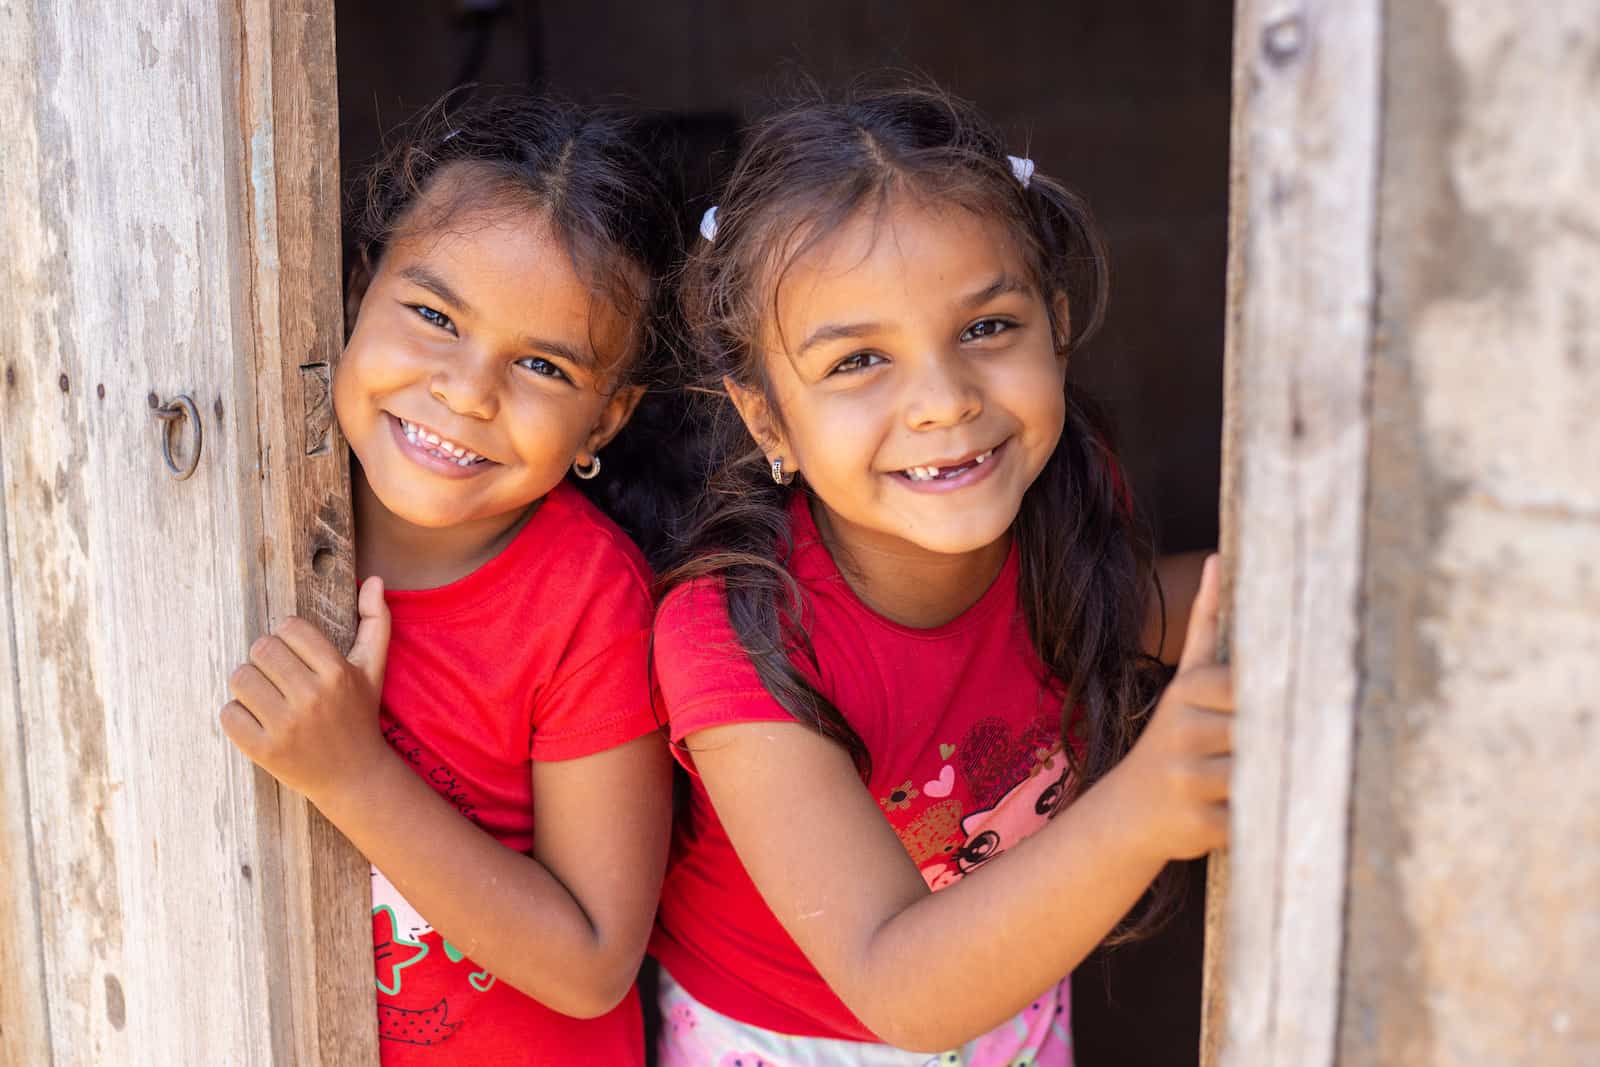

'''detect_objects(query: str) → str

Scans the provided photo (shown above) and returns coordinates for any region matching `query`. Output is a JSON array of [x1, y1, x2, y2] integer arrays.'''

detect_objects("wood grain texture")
[[0, 1, 368, 1063], [1216, 1, 1380, 1065], [0, 338, 51, 1064], [0, 20, 54, 1064], [1339, 3, 1600, 1063], [236, 0, 376, 1062], [0, 3, 285, 1060], [1197, 4, 1257, 1062]]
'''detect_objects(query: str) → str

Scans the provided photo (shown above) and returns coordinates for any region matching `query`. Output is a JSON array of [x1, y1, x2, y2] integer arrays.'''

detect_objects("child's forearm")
[[317, 750, 645, 1018], [832, 766, 1168, 1051]]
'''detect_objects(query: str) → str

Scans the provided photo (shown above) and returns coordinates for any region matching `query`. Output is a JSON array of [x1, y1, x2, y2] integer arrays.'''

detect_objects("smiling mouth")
[[397, 416, 489, 467], [896, 443, 1001, 483]]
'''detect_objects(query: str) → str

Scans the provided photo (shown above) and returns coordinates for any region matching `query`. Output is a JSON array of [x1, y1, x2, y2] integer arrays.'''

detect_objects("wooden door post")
[[239, 0, 377, 1063], [1206, 2, 1600, 1065], [1212, 1, 1380, 1063], [0, 1, 374, 1063]]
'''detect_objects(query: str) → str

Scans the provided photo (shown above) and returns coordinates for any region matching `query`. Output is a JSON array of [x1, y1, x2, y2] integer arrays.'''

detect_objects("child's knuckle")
[[281, 617, 314, 644]]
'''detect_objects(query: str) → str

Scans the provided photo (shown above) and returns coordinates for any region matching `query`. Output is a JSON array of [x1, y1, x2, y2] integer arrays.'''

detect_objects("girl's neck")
[[809, 498, 1011, 630], [352, 464, 540, 590]]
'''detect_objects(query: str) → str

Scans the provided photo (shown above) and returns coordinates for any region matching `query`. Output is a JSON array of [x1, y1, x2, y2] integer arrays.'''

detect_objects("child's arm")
[[1144, 549, 1210, 664], [688, 557, 1232, 1052], [221, 578, 672, 1019]]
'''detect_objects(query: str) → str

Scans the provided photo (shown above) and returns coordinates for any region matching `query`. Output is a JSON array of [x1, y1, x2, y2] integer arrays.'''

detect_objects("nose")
[[904, 351, 982, 432], [428, 350, 499, 420]]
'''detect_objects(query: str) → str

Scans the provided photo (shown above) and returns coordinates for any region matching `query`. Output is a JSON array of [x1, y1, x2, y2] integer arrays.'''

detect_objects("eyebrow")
[[399, 265, 473, 317], [962, 273, 1033, 307], [796, 320, 884, 360]]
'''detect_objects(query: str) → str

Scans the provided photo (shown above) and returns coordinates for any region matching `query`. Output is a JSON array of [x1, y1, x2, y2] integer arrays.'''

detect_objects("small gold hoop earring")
[[573, 454, 601, 480]]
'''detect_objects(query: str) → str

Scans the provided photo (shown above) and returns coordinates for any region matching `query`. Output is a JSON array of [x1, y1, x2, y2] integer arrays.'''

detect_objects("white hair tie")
[[699, 205, 720, 243], [1007, 155, 1036, 188]]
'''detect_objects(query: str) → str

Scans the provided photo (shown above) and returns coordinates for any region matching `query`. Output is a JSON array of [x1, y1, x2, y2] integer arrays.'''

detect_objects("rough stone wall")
[[1340, 2, 1600, 1063]]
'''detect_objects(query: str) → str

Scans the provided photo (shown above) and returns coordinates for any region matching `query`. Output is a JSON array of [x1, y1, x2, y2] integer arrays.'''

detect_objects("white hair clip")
[[1008, 155, 1036, 189], [699, 205, 720, 243]]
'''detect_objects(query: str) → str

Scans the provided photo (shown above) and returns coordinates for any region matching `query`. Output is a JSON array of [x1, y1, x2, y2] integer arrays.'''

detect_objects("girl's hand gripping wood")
[[221, 576, 393, 810], [1115, 553, 1234, 861]]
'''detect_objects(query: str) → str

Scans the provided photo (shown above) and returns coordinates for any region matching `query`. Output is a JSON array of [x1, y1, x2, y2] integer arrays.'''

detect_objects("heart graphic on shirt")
[[924, 764, 956, 798], [940, 743, 956, 759], [468, 968, 496, 993], [959, 717, 1016, 807]]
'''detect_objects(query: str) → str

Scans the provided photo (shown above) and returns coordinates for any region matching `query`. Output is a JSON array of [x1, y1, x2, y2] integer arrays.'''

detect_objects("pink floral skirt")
[[656, 967, 1071, 1067]]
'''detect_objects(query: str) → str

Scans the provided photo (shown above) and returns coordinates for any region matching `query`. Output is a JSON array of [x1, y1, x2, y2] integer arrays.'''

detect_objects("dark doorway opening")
[[335, 5, 1230, 1063]]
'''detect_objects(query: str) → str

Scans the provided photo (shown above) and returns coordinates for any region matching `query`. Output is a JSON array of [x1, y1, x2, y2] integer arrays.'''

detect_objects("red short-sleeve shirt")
[[372, 482, 657, 1065], [650, 494, 1073, 1042]]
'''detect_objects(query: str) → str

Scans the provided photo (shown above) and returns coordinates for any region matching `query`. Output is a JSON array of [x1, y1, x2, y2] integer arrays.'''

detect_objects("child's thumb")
[[1176, 554, 1222, 673], [348, 575, 391, 688]]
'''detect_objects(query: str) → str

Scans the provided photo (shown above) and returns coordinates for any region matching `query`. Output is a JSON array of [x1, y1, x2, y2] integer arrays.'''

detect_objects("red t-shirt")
[[650, 494, 1074, 1042], [371, 481, 657, 1065]]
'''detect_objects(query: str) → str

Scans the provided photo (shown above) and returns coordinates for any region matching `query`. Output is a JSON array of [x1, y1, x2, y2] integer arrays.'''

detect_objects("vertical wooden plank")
[[0, 2, 281, 1060], [0, 384, 51, 1066], [1197, 5, 1254, 1062], [0, 16, 55, 1061], [1216, 1, 1380, 1065], [0, 1, 367, 1063], [1339, 2, 1600, 1064], [236, 0, 377, 1062]]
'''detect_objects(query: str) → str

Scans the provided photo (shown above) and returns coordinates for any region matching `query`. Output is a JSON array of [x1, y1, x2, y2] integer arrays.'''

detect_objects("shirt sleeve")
[[652, 579, 798, 770], [530, 567, 660, 762]]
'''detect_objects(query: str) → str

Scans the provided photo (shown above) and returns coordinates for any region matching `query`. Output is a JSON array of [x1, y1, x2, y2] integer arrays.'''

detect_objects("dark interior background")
[[336, 3, 1230, 1062]]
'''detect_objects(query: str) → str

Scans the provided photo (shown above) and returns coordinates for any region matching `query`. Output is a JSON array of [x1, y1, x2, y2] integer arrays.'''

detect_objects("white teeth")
[[398, 417, 484, 465], [904, 450, 994, 482]]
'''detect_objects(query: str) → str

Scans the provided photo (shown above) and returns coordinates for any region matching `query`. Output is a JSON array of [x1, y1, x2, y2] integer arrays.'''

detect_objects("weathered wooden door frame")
[[0, 0, 373, 1062], [1201, 1, 1378, 1064], [240, 0, 375, 1062]]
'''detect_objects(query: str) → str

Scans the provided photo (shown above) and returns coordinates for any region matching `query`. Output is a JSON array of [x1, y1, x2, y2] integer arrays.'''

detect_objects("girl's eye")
[[830, 351, 886, 376], [960, 318, 1015, 343], [515, 356, 570, 382], [411, 305, 455, 334]]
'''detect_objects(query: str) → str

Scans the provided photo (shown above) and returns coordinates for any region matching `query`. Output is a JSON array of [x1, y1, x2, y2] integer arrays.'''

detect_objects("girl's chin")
[[899, 527, 1015, 559], [855, 511, 1019, 561]]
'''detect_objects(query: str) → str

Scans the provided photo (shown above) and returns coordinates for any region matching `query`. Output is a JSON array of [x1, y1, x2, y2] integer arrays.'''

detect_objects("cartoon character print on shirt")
[[891, 713, 1068, 892], [372, 866, 497, 1045], [953, 745, 1071, 875]]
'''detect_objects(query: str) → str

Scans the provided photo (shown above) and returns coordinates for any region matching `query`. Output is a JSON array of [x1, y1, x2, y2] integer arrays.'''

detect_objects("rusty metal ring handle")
[[152, 394, 202, 480]]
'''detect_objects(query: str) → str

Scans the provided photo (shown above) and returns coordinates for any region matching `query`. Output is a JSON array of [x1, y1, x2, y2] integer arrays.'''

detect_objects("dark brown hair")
[[666, 77, 1178, 939], [349, 90, 693, 564]]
